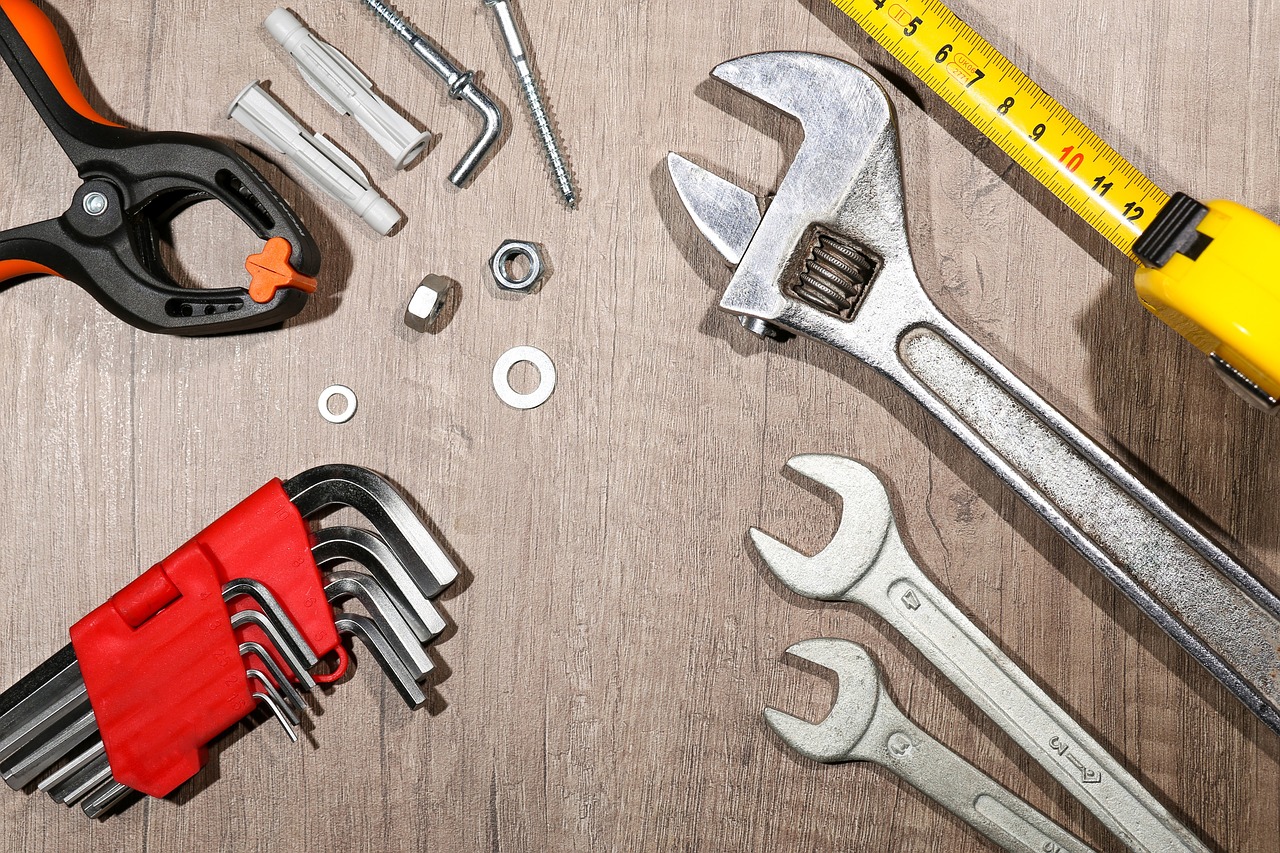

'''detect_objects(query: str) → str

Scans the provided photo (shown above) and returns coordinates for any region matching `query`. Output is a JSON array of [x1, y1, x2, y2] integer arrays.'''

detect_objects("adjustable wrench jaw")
[[750, 454, 895, 601], [763, 638, 882, 763], [670, 52, 938, 368]]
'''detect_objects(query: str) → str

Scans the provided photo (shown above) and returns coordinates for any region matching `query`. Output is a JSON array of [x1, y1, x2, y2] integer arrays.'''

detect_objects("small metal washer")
[[492, 346, 556, 410], [318, 384, 358, 424]]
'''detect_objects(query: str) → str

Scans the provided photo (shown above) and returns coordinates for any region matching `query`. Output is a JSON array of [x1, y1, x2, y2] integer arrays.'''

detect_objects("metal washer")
[[492, 346, 555, 410], [318, 384, 358, 424]]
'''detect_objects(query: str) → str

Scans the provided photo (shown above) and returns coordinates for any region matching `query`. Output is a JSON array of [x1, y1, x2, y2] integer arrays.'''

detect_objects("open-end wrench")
[[767, 639, 1094, 853], [667, 51, 1280, 735], [754, 454, 1206, 852]]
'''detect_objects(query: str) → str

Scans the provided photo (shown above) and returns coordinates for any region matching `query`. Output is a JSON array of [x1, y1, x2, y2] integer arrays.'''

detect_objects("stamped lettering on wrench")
[[1050, 735, 1103, 784], [887, 731, 915, 758]]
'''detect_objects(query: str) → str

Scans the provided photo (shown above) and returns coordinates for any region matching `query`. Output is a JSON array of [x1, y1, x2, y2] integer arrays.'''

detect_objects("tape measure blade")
[[828, 0, 1168, 261]]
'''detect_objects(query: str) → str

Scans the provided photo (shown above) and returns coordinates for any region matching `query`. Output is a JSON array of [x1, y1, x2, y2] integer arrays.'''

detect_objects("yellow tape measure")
[[828, 0, 1280, 407], [829, 0, 1166, 262]]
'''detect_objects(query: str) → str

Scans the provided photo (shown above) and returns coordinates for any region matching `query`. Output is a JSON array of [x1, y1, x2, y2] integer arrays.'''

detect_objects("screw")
[[357, 0, 502, 187], [82, 192, 108, 216], [483, 0, 577, 209]]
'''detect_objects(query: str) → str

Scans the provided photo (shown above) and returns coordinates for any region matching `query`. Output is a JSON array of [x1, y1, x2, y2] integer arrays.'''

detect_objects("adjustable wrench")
[[754, 454, 1206, 851], [767, 639, 1094, 853], [666, 51, 1280, 734]]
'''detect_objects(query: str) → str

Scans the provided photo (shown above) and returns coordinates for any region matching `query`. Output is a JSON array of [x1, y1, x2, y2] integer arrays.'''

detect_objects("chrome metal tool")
[[666, 51, 1280, 735], [767, 639, 1094, 853], [0, 462, 458, 819], [755, 454, 1207, 852], [482, 0, 575, 207], [356, 0, 502, 187], [0, 596, 314, 812]]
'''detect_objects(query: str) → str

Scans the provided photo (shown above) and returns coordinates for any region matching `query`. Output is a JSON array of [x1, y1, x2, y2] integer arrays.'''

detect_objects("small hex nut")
[[490, 240, 544, 293], [404, 275, 455, 331]]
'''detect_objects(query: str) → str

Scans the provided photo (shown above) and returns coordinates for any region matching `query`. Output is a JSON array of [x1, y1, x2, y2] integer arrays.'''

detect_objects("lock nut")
[[489, 240, 544, 292], [404, 275, 456, 331]]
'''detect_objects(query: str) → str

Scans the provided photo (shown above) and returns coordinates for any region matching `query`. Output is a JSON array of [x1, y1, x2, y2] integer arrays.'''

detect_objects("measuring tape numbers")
[[828, 0, 1280, 406], [829, 0, 1168, 261]]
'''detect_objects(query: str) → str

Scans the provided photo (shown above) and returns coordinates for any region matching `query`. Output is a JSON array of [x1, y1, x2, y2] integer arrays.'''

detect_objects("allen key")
[[229, 610, 318, 691], [80, 779, 132, 819], [285, 464, 458, 599], [335, 614, 427, 709], [251, 689, 299, 744], [3, 706, 97, 790], [325, 570, 433, 681], [312, 525, 447, 640], [247, 670, 302, 731], [36, 738, 103, 796], [223, 578, 317, 676], [240, 642, 306, 713]]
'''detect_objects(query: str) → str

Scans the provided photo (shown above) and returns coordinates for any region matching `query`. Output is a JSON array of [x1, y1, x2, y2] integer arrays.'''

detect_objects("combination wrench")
[[767, 639, 1093, 853], [666, 51, 1280, 734], [754, 454, 1206, 851]]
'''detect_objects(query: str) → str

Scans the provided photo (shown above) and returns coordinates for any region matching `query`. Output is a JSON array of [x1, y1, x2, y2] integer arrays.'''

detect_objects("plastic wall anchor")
[[228, 82, 401, 236], [266, 8, 431, 170]]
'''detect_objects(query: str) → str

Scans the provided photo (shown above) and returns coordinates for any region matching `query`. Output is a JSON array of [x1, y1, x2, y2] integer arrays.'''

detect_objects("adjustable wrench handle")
[[852, 530, 1208, 852], [855, 694, 1095, 853], [882, 312, 1280, 736]]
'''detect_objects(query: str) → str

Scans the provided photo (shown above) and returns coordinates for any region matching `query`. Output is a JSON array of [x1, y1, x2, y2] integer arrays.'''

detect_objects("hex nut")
[[489, 240, 544, 293], [404, 275, 455, 331]]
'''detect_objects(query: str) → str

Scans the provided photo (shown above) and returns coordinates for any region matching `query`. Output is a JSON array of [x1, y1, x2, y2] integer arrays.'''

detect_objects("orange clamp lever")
[[245, 237, 318, 304]]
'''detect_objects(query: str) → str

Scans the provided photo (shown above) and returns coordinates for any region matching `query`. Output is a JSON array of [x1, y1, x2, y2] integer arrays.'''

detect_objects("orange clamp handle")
[[0, 0, 121, 127]]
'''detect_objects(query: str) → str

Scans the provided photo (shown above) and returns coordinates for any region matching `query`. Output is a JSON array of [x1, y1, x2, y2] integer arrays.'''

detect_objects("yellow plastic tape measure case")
[[1134, 201, 1280, 399]]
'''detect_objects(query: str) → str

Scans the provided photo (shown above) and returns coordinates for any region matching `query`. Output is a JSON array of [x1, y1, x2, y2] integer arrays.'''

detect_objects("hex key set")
[[0, 464, 456, 818]]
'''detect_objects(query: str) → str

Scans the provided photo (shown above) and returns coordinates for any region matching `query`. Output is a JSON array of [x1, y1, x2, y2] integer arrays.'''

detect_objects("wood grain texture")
[[0, 0, 1276, 849]]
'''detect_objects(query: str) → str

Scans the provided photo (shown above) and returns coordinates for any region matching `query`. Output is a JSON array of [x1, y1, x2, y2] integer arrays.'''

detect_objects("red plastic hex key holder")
[[69, 480, 339, 797]]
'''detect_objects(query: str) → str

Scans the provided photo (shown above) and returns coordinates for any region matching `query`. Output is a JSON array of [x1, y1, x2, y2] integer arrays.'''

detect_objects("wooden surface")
[[0, 0, 1276, 850]]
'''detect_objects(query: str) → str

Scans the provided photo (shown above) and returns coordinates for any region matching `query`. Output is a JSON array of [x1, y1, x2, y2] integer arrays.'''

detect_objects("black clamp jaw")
[[0, 0, 321, 335]]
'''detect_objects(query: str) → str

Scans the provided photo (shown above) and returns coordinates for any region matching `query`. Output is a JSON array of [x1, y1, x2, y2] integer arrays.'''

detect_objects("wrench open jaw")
[[669, 51, 1280, 735], [767, 639, 1097, 852], [748, 454, 894, 600], [763, 638, 882, 764]]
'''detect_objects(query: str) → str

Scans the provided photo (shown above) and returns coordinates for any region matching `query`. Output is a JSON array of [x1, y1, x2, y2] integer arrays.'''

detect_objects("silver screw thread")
[[516, 67, 576, 208], [358, 0, 414, 41]]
